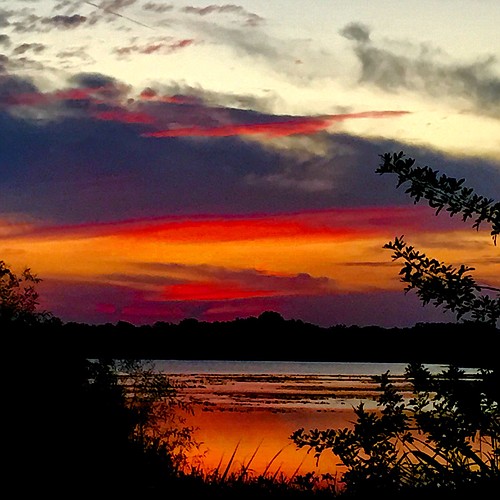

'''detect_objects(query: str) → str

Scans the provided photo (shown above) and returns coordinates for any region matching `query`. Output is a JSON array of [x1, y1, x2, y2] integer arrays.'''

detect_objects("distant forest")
[[22, 311, 499, 368]]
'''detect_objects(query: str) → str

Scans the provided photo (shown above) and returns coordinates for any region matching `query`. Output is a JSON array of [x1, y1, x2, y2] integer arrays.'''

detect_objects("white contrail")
[[84, 1, 155, 30]]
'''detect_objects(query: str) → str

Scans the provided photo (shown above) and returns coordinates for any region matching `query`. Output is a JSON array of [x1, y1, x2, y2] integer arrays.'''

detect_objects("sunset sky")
[[1, 0, 499, 327]]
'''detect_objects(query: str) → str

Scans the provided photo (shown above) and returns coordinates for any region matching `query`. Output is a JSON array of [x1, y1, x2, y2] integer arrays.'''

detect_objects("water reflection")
[[157, 361, 429, 477]]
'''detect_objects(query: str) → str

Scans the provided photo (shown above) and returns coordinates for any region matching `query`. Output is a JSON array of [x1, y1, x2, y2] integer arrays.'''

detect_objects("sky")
[[1, 0, 499, 327]]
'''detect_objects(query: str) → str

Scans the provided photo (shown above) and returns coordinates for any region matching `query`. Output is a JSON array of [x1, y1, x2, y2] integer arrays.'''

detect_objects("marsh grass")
[[173, 442, 341, 499]]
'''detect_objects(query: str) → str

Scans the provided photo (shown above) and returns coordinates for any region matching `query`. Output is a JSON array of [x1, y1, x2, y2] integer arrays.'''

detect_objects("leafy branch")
[[291, 366, 500, 496], [376, 152, 499, 326], [377, 151, 500, 245], [385, 236, 500, 325]]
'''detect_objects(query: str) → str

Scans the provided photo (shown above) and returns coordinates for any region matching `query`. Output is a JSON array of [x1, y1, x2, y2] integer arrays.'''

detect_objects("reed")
[[177, 441, 341, 498]]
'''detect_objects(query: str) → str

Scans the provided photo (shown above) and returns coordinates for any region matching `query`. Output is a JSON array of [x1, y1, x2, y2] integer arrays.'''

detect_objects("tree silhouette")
[[292, 364, 499, 497], [291, 153, 500, 497], [0, 260, 53, 327], [377, 152, 500, 326]]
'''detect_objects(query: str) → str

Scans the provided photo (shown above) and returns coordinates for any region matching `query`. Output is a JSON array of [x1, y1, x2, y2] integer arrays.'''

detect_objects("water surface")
[[153, 360, 458, 477]]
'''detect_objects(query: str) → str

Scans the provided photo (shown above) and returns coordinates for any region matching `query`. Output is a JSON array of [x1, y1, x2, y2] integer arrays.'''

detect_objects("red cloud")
[[111, 217, 366, 242], [2, 86, 110, 107], [164, 281, 278, 301], [142, 110, 409, 138], [93, 109, 155, 124], [6, 205, 458, 243]]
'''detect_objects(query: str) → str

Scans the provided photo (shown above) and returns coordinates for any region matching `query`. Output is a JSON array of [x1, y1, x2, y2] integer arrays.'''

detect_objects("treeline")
[[18, 311, 499, 367]]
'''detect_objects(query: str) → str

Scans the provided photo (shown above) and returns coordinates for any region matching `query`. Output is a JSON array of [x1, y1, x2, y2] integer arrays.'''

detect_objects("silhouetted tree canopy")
[[377, 151, 499, 244], [291, 153, 500, 498], [377, 152, 500, 326], [0, 260, 55, 328]]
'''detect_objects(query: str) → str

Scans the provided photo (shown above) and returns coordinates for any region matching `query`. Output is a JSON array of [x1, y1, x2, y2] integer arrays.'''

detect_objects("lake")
[[152, 360, 459, 478]]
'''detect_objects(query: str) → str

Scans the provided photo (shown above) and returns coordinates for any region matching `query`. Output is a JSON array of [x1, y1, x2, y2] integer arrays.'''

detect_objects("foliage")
[[291, 364, 500, 497], [376, 152, 500, 326], [377, 151, 499, 244], [384, 236, 500, 324], [290, 152, 500, 498], [115, 359, 201, 472], [0, 259, 52, 326], [75, 358, 201, 490]]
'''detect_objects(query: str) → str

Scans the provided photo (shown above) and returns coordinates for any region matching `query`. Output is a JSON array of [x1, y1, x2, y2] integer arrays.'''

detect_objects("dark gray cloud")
[[0, 2, 87, 33], [341, 22, 500, 118], [12, 42, 45, 54], [0, 54, 7, 72], [0, 8, 15, 28], [11, 13, 42, 33], [142, 2, 173, 13], [0, 34, 10, 46], [0, 73, 498, 224], [340, 22, 370, 43], [54, 1, 77, 11], [0, 73, 37, 98], [41, 14, 87, 28]]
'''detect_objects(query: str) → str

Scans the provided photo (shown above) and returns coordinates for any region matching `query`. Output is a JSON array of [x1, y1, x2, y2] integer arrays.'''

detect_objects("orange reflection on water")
[[184, 407, 352, 479]]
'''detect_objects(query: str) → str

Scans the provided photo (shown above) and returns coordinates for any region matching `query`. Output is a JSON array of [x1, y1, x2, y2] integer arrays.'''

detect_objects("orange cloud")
[[142, 111, 409, 138], [4, 205, 498, 325]]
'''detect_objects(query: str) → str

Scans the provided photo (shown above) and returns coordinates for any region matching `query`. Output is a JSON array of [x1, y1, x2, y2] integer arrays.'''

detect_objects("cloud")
[[341, 22, 500, 118], [1, 73, 402, 140], [13, 43, 45, 55], [114, 38, 195, 56], [56, 47, 95, 65], [0, 55, 8, 73], [0, 73, 498, 224], [37, 262, 336, 323], [182, 4, 264, 27], [115, 262, 335, 301], [142, 2, 174, 14], [0, 72, 132, 117], [85, 0, 140, 25], [340, 22, 371, 43], [37, 275, 456, 327], [142, 111, 409, 138], [93, 108, 155, 123], [0, 205, 467, 246], [9, 12, 43, 34], [139, 82, 277, 113], [186, 19, 340, 84], [0, 34, 10, 47], [0, 74, 38, 98], [41, 14, 87, 29]]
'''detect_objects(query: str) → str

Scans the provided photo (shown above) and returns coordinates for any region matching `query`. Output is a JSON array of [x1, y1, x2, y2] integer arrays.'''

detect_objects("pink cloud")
[[142, 110, 409, 138]]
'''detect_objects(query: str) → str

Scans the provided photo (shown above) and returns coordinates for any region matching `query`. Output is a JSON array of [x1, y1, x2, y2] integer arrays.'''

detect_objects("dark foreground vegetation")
[[12, 335, 499, 499], [4, 152, 500, 497]]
